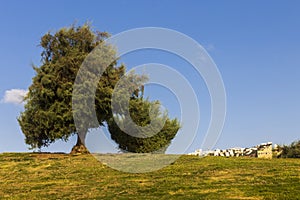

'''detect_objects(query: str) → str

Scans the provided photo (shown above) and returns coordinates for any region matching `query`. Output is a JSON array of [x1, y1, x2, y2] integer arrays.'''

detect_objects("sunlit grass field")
[[0, 153, 299, 199]]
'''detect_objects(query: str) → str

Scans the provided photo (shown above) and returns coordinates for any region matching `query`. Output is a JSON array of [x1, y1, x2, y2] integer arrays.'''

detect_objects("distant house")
[[188, 142, 273, 159], [257, 142, 272, 159]]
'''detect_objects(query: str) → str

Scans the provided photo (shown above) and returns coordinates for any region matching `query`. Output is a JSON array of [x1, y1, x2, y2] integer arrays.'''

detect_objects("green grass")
[[0, 153, 299, 199]]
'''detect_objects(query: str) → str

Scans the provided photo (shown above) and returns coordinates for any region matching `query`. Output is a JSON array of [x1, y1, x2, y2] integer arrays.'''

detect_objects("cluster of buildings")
[[188, 142, 273, 159]]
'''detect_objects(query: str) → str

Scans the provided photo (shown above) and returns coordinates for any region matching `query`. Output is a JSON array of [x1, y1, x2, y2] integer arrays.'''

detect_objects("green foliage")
[[281, 140, 300, 158], [18, 24, 125, 149], [18, 24, 180, 153], [108, 98, 180, 153]]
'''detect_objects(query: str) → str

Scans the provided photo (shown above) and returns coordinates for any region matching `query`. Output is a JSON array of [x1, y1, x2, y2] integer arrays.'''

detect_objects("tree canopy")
[[280, 140, 300, 158], [18, 24, 180, 153], [108, 97, 180, 153], [18, 24, 122, 150]]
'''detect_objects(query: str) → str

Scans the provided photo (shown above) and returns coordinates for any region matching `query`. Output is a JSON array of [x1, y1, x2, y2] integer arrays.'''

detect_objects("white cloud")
[[1, 89, 28, 105]]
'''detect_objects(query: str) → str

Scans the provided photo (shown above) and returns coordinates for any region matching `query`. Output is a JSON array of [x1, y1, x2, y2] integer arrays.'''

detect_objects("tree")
[[107, 97, 180, 153], [280, 140, 300, 158], [18, 24, 180, 154], [18, 24, 131, 152]]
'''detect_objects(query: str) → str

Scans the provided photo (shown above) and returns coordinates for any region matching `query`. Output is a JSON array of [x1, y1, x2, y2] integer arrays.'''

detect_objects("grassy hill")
[[0, 153, 299, 199]]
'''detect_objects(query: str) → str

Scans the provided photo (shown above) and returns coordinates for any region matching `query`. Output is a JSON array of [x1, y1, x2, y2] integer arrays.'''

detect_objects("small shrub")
[[281, 140, 300, 158]]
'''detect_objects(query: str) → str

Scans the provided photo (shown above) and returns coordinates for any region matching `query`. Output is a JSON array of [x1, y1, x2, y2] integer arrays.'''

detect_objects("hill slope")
[[0, 153, 299, 199]]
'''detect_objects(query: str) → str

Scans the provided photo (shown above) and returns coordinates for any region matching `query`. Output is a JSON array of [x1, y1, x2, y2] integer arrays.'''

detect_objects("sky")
[[0, 0, 300, 153]]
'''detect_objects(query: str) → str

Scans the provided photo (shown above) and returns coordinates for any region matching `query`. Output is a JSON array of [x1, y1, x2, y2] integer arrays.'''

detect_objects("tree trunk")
[[70, 132, 89, 154]]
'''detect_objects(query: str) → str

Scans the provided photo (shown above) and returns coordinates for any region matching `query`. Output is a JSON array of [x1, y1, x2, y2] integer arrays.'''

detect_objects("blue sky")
[[0, 0, 300, 153]]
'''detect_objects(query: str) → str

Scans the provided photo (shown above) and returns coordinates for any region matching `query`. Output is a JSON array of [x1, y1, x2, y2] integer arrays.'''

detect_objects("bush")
[[281, 140, 300, 158]]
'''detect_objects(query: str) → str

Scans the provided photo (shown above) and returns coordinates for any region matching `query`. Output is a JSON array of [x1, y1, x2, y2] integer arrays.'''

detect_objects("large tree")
[[18, 24, 129, 152], [18, 24, 179, 154]]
